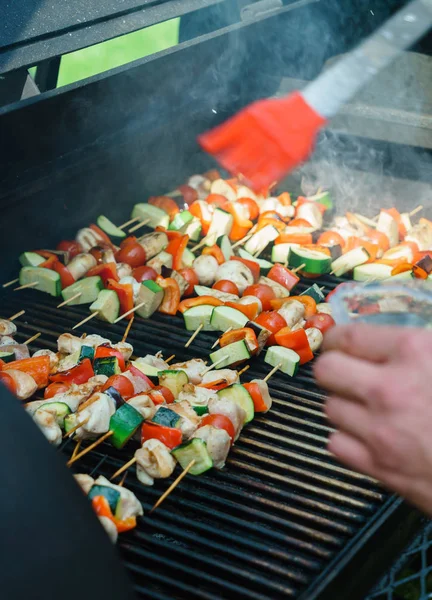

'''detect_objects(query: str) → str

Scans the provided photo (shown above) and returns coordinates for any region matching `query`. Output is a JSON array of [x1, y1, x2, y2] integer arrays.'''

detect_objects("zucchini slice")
[[135, 280, 164, 319], [216, 235, 233, 261], [110, 403, 144, 449], [132, 203, 169, 229], [171, 438, 213, 475], [62, 276, 104, 305], [271, 243, 299, 264], [210, 306, 248, 332], [217, 384, 254, 423], [183, 305, 215, 331], [90, 289, 120, 323], [88, 484, 121, 514], [158, 370, 189, 397], [353, 263, 392, 282], [206, 209, 234, 246], [152, 406, 182, 428], [19, 266, 61, 297], [181, 247, 196, 268], [169, 210, 194, 232], [265, 346, 300, 377], [289, 248, 331, 275], [94, 357, 121, 377], [238, 248, 273, 273], [244, 225, 279, 256], [19, 252, 45, 267], [300, 284, 326, 303], [184, 219, 202, 242], [209, 340, 251, 369], [35, 402, 71, 427], [96, 215, 126, 240], [331, 247, 369, 277]]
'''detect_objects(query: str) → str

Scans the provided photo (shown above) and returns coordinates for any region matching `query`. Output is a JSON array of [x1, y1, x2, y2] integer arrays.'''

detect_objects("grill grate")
[[0, 276, 419, 599]]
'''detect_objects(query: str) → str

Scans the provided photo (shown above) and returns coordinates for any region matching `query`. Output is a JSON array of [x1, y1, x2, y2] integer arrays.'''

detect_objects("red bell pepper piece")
[[52, 261, 75, 288], [156, 277, 181, 315], [141, 422, 182, 450], [274, 328, 314, 365], [267, 264, 299, 291], [4, 355, 50, 389], [106, 279, 134, 319], [243, 381, 271, 413], [35, 251, 59, 270], [94, 346, 126, 372], [50, 358, 94, 385], [231, 257, 260, 282], [165, 235, 189, 271], [128, 365, 155, 388], [202, 244, 225, 265], [155, 226, 183, 240], [87, 262, 119, 285]]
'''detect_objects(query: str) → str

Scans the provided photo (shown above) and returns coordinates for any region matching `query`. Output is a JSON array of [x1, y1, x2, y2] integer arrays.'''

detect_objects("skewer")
[[319, 286, 326, 292], [122, 315, 135, 343], [354, 213, 377, 228], [128, 218, 151, 233], [237, 364, 250, 377], [200, 355, 229, 376], [71, 439, 81, 459], [57, 293, 81, 308], [119, 216, 140, 229], [409, 204, 423, 217], [9, 310, 25, 321], [72, 312, 99, 330], [24, 332, 41, 345], [66, 430, 114, 467], [185, 323, 204, 348], [111, 456, 137, 481], [149, 460, 196, 514], [3, 278, 19, 288], [190, 237, 209, 253], [63, 416, 90, 438], [253, 247, 266, 258], [231, 233, 253, 249], [114, 301, 146, 323], [77, 393, 100, 413], [264, 363, 282, 382], [14, 281, 38, 291], [291, 263, 306, 274], [166, 354, 175, 363], [211, 326, 232, 349], [118, 472, 128, 487]]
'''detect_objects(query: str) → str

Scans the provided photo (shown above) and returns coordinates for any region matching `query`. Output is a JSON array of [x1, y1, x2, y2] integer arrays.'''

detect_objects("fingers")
[[314, 351, 382, 404], [323, 324, 403, 363], [328, 431, 377, 477], [325, 396, 372, 441]]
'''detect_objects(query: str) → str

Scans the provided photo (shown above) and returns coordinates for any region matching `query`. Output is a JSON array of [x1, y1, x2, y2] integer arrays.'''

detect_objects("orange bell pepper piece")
[[91, 496, 137, 533], [366, 229, 390, 252], [202, 245, 225, 265], [225, 301, 261, 320], [413, 264, 428, 279], [155, 226, 183, 240], [383, 208, 406, 239], [243, 382, 269, 412], [270, 295, 317, 317], [275, 233, 313, 245], [219, 328, 259, 354], [257, 218, 286, 232], [4, 355, 50, 389], [278, 192, 292, 206], [391, 263, 414, 276], [225, 204, 253, 242], [178, 296, 224, 314], [156, 277, 181, 315], [165, 235, 189, 271]]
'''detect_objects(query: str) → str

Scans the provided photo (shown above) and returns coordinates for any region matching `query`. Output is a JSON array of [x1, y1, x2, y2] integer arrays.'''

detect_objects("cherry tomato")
[[132, 266, 158, 282], [89, 246, 106, 263], [212, 280, 240, 296], [149, 196, 180, 220], [178, 268, 199, 297], [243, 284, 275, 311], [304, 313, 336, 334], [56, 240, 82, 259], [254, 311, 287, 345], [116, 242, 146, 268], [101, 375, 135, 400], [177, 185, 198, 207], [119, 236, 137, 249], [201, 413, 235, 444], [44, 382, 71, 399], [0, 372, 17, 395], [237, 197, 260, 221], [151, 385, 175, 404], [317, 231, 346, 248], [289, 218, 313, 227]]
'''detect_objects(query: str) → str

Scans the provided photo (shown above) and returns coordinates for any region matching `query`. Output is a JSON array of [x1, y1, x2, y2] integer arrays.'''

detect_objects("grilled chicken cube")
[[167, 400, 201, 439], [171, 359, 207, 385], [98, 516, 118, 544], [0, 343, 30, 359], [6, 369, 37, 400], [0, 319, 17, 337], [33, 409, 62, 446], [135, 354, 169, 371], [135, 439, 176, 486], [127, 394, 156, 420], [74, 393, 116, 439], [112, 341, 133, 361], [74, 474, 95, 495], [201, 369, 239, 387], [178, 384, 218, 409], [208, 397, 246, 441], [33, 349, 60, 372], [192, 425, 230, 469], [94, 475, 143, 520]]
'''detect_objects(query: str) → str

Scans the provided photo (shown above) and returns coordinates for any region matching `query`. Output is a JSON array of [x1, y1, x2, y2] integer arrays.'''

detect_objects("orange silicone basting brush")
[[198, 0, 432, 191]]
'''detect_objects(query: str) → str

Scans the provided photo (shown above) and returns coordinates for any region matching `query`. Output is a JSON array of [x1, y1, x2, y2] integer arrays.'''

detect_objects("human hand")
[[314, 324, 432, 515]]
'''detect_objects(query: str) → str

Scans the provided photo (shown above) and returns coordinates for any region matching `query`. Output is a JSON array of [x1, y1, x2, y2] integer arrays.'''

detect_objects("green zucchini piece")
[[78, 345, 95, 362], [217, 384, 254, 423], [331, 247, 369, 277], [169, 210, 194, 231], [271, 243, 299, 264], [353, 263, 393, 282], [171, 438, 213, 475], [300, 284, 326, 303], [238, 248, 273, 273], [216, 235, 233, 261], [210, 306, 248, 332], [185, 219, 202, 242], [93, 356, 121, 377], [209, 340, 251, 369], [19, 252, 45, 267], [206, 209, 233, 246], [89, 289, 120, 323], [64, 414, 77, 434], [36, 402, 71, 427], [109, 403, 144, 449], [135, 280, 164, 319], [192, 405, 209, 416], [132, 203, 169, 229], [244, 225, 279, 256], [390, 271, 415, 281], [158, 370, 189, 397], [152, 406, 182, 428], [131, 360, 160, 378], [0, 351, 15, 363], [306, 191, 333, 210], [87, 484, 121, 513], [19, 267, 61, 297], [265, 346, 300, 377], [61, 276, 104, 305], [290, 247, 332, 274], [181, 247, 196, 268], [183, 305, 215, 331], [96, 215, 126, 240]]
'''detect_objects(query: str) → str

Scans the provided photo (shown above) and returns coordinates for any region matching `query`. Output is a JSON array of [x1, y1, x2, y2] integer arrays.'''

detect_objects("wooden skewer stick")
[[291, 263, 306, 274], [150, 460, 196, 514], [119, 216, 140, 229], [190, 237, 209, 253], [166, 354, 175, 363], [185, 323, 204, 348], [71, 439, 82, 459], [66, 430, 114, 467], [200, 355, 229, 376], [57, 293, 81, 308], [122, 315, 135, 343], [264, 363, 282, 382], [14, 281, 39, 291], [111, 456, 137, 481], [118, 472, 128, 487], [72, 311, 99, 330], [237, 364, 250, 377], [318, 286, 326, 292], [409, 204, 423, 217], [63, 416, 90, 438], [24, 332, 41, 345], [253, 247, 266, 258], [129, 218, 151, 233], [3, 278, 19, 288], [77, 393, 101, 413], [354, 213, 377, 228], [231, 233, 253, 249], [114, 301, 146, 323], [9, 309, 25, 321], [211, 326, 233, 349]]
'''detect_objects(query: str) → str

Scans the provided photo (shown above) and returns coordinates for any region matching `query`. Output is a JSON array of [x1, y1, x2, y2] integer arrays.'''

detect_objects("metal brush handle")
[[302, 0, 432, 119]]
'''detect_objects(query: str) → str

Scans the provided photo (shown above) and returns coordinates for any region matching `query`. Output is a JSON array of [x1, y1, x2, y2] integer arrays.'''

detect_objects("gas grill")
[[1, 1, 431, 598]]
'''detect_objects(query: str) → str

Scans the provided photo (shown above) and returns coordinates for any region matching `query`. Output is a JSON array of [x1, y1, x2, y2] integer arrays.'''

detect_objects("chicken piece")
[[94, 475, 143, 520], [116, 263, 133, 279], [128, 394, 156, 420], [201, 369, 239, 387], [82, 334, 111, 348], [178, 384, 218, 409], [112, 341, 133, 361], [277, 300, 305, 328], [25, 377, 105, 416], [167, 400, 201, 439], [331, 216, 363, 241], [135, 439, 176, 486], [208, 397, 246, 441], [122, 370, 153, 394], [67, 253, 97, 280], [193, 255, 219, 286], [57, 333, 82, 355], [76, 228, 105, 251], [0, 343, 29, 360], [192, 425, 230, 469], [136, 354, 169, 371], [316, 303, 332, 315], [171, 359, 207, 385], [74, 474, 95, 495], [33, 349, 59, 372], [6, 369, 37, 399], [258, 276, 288, 299], [0, 319, 17, 336], [305, 327, 324, 352], [74, 393, 116, 440], [215, 261, 254, 295], [33, 409, 62, 446], [98, 516, 118, 544]]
